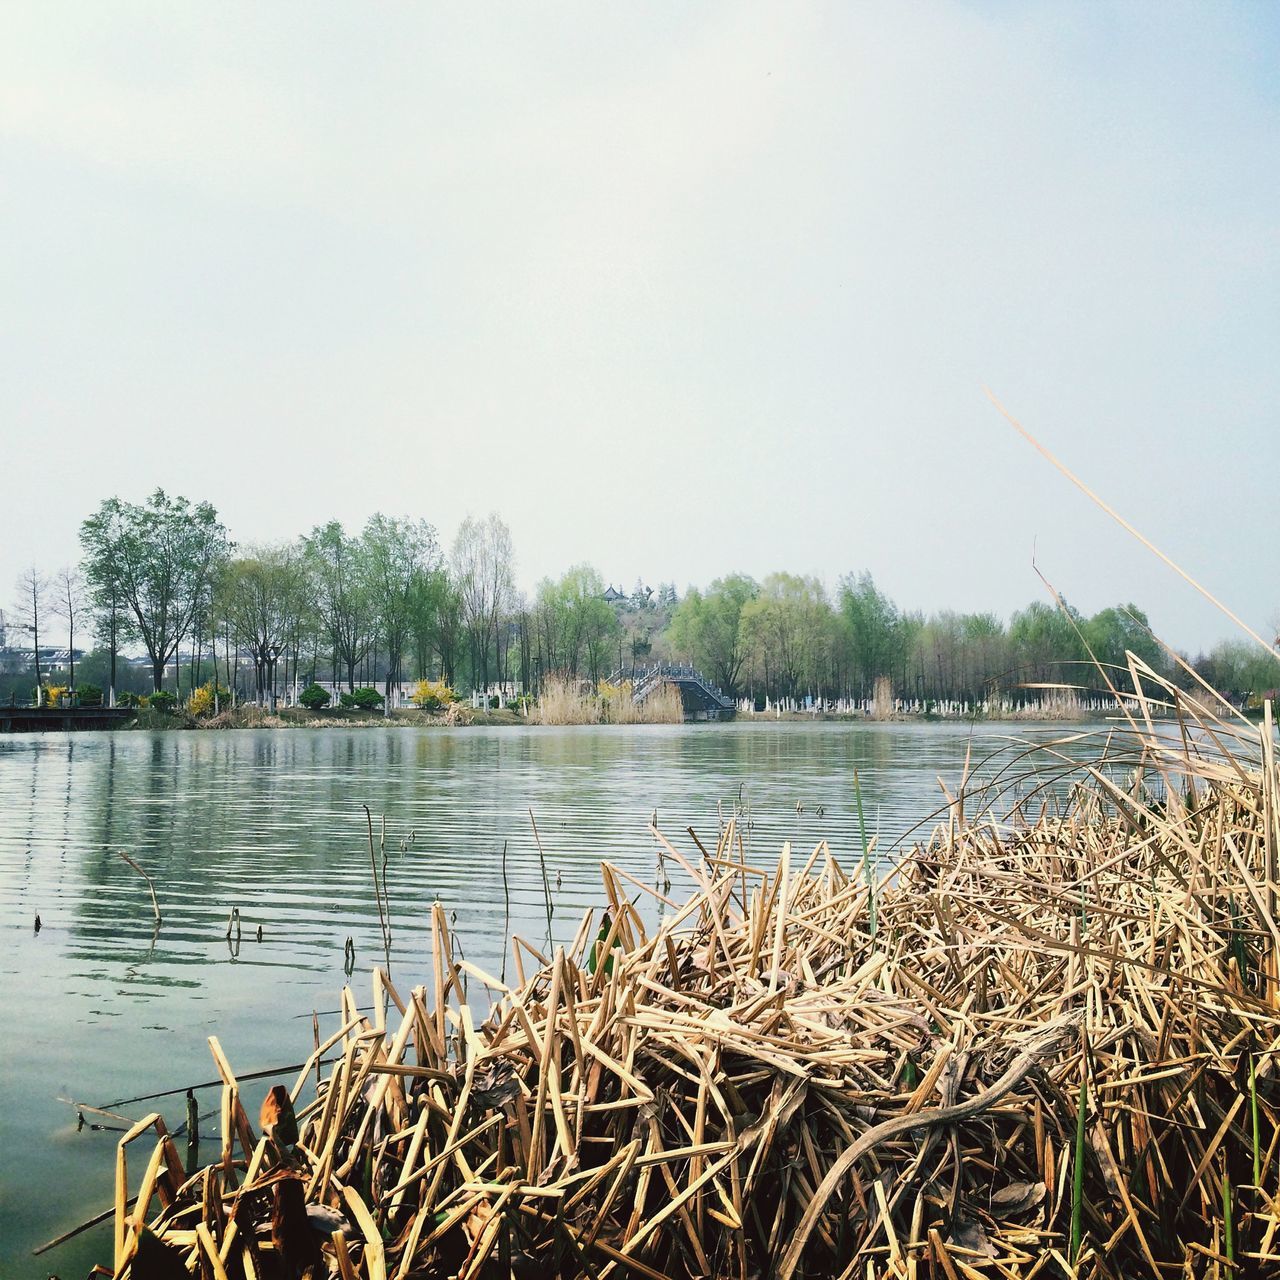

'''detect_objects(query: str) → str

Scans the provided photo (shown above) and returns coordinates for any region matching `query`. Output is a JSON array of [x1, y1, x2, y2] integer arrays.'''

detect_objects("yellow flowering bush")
[[188, 682, 228, 717], [410, 680, 457, 712]]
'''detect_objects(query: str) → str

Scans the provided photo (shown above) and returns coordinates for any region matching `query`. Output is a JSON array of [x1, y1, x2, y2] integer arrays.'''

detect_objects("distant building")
[[0, 646, 84, 674], [602, 585, 625, 604]]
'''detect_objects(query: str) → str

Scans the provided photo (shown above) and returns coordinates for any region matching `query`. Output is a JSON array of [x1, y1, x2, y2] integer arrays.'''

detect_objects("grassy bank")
[[98, 662, 1280, 1277]]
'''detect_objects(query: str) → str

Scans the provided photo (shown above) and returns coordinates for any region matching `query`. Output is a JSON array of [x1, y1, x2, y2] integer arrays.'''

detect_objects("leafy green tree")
[[1194, 639, 1280, 700], [218, 545, 306, 708], [837, 572, 904, 697], [533, 565, 619, 683], [79, 491, 228, 692], [668, 574, 758, 696], [74, 648, 150, 700], [80, 501, 133, 705], [740, 573, 833, 700], [1082, 604, 1165, 680], [362, 515, 439, 700], [303, 521, 372, 690], [409, 567, 462, 688], [1008, 599, 1088, 686]]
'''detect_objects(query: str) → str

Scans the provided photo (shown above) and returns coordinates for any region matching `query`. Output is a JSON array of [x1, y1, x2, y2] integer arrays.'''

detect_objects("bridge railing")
[[608, 664, 733, 710]]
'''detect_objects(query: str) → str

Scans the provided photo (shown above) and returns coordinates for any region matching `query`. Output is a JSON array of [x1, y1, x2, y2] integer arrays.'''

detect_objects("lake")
[[0, 719, 1126, 1276]]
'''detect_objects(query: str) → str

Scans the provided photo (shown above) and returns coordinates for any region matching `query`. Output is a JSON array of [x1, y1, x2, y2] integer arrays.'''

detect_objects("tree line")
[[4, 489, 1277, 708]]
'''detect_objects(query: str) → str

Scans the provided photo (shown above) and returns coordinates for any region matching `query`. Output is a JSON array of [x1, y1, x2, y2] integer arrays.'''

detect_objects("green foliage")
[[363, 514, 440, 693], [838, 572, 907, 696], [78, 684, 103, 706], [1193, 639, 1280, 699], [118, 690, 144, 708], [79, 490, 228, 691], [339, 687, 384, 710], [298, 683, 332, 710], [1082, 604, 1163, 677], [148, 690, 177, 713], [1009, 600, 1088, 684], [740, 573, 832, 699], [303, 521, 373, 690], [533, 565, 621, 683], [669, 574, 758, 696]]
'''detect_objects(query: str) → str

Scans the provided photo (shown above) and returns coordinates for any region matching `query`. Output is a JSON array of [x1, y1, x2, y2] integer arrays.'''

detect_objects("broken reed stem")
[[529, 808, 555, 944], [500, 839, 511, 986], [362, 804, 391, 971], [117, 851, 161, 925], [853, 766, 875, 937], [1072, 1057, 1088, 1262]]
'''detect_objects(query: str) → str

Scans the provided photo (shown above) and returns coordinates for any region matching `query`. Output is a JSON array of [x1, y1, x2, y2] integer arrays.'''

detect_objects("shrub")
[[41, 685, 69, 707], [298, 683, 332, 710], [119, 691, 144, 708], [489, 695, 501, 709], [339, 687, 383, 710], [149, 690, 177, 713], [78, 684, 104, 707], [409, 679, 456, 713], [188, 682, 229, 717]]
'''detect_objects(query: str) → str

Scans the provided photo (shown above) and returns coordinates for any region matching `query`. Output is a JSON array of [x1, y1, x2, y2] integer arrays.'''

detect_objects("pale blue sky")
[[2, 2, 1277, 653]]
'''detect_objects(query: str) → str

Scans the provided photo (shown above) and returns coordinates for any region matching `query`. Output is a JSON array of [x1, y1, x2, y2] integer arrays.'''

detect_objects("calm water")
[[0, 719, 1123, 1276]]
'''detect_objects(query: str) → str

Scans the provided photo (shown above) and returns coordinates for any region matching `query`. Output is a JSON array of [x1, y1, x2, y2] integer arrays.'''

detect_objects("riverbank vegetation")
[[4, 491, 1278, 715], [536, 674, 685, 725], [98, 665, 1280, 1276]]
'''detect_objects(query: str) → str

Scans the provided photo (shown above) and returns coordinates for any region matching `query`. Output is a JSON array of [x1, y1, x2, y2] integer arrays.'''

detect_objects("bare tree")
[[13, 566, 47, 695], [451, 513, 515, 694], [50, 568, 85, 692]]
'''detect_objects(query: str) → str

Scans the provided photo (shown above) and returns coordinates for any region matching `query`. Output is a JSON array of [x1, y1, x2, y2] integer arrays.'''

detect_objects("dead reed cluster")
[[537, 676, 684, 726], [103, 668, 1280, 1278]]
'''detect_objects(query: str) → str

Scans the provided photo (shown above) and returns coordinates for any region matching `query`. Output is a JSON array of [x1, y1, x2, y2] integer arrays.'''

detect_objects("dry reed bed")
[[537, 675, 684, 725], [105, 668, 1280, 1278]]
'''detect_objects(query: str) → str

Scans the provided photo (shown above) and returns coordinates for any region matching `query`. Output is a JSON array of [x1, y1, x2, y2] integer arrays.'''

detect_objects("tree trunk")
[[109, 612, 117, 708]]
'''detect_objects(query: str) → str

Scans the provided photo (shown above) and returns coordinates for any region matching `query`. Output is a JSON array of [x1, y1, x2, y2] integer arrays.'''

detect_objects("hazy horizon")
[[3, 3, 1277, 655]]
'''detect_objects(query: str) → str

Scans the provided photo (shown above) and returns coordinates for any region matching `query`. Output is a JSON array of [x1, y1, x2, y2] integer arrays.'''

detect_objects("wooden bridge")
[[0, 705, 137, 733], [610, 664, 736, 719]]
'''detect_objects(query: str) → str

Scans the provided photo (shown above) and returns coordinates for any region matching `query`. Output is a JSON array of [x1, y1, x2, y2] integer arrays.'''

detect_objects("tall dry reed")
[[535, 675, 602, 725], [538, 675, 684, 725]]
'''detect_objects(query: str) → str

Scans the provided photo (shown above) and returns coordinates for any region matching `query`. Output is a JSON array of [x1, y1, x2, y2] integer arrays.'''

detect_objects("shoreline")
[[113, 704, 1136, 731]]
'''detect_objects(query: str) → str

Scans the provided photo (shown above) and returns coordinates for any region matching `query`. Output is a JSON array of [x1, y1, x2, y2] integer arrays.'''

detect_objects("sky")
[[2, 2, 1277, 655]]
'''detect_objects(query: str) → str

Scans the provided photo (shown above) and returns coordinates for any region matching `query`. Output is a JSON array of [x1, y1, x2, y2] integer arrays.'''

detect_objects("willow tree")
[[218, 545, 306, 708], [451, 513, 515, 693], [80, 491, 228, 693], [668, 573, 758, 697], [740, 573, 833, 701]]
